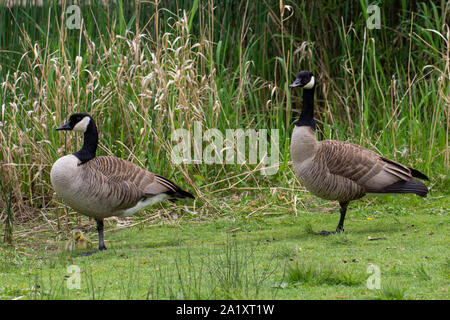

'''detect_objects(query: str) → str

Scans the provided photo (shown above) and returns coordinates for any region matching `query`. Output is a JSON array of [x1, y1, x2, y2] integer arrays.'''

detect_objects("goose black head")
[[289, 71, 315, 89], [57, 113, 98, 164], [57, 113, 93, 132]]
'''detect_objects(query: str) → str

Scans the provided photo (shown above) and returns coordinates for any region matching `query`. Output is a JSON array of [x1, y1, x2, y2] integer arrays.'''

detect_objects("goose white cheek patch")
[[304, 76, 315, 89], [73, 117, 91, 132]]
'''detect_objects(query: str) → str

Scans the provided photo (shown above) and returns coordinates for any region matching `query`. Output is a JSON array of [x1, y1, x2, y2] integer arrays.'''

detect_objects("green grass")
[[0, 194, 448, 300]]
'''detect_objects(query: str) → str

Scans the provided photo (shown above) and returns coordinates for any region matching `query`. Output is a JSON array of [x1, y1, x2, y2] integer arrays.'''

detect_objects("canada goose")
[[51, 113, 194, 254], [289, 71, 429, 234], [65, 229, 92, 251]]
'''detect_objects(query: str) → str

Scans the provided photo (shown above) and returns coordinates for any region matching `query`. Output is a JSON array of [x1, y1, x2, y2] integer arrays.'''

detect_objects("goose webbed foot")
[[317, 202, 348, 236], [80, 250, 99, 256], [316, 228, 344, 236], [79, 246, 106, 256], [317, 230, 334, 236]]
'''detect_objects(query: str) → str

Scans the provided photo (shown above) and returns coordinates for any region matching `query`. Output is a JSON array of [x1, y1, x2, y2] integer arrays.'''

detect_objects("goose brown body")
[[291, 126, 426, 203], [51, 155, 184, 219]]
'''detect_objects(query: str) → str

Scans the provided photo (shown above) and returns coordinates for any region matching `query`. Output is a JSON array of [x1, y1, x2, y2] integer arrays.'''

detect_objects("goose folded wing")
[[83, 156, 181, 206], [318, 141, 413, 192], [82, 156, 152, 210]]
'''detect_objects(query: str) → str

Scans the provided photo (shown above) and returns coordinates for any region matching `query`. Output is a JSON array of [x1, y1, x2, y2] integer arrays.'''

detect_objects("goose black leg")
[[97, 219, 107, 251], [335, 201, 349, 233], [317, 201, 349, 236], [80, 219, 107, 256]]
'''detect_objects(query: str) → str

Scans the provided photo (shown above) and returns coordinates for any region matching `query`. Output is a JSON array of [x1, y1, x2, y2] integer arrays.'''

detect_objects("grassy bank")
[[0, 194, 448, 299]]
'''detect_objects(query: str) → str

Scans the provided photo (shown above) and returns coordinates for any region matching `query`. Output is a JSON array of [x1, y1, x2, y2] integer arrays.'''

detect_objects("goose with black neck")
[[51, 113, 195, 255], [289, 71, 429, 235]]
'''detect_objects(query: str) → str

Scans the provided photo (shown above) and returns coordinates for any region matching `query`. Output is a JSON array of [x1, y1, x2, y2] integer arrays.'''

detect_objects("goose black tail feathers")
[[409, 167, 429, 181], [154, 174, 195, 200], [167, 189, 195, 203], [379, 179, 428, 198], [170, 189, 195, 199]]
